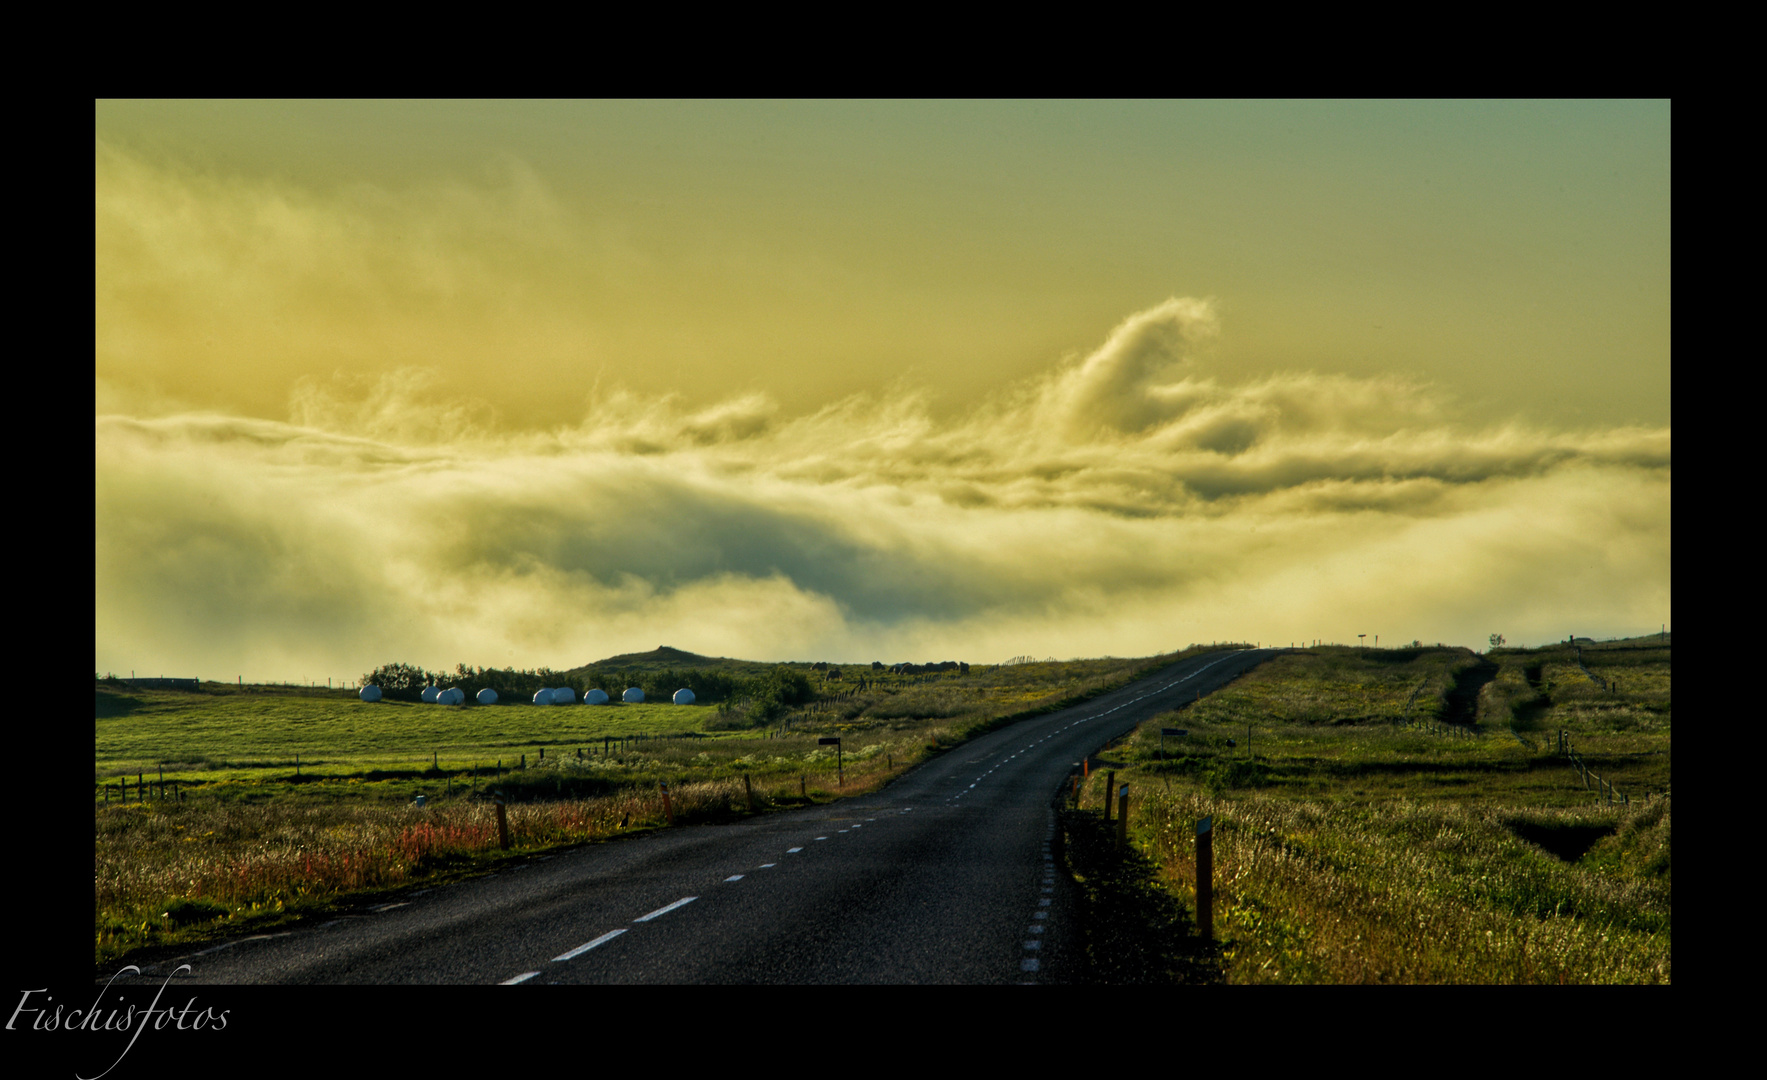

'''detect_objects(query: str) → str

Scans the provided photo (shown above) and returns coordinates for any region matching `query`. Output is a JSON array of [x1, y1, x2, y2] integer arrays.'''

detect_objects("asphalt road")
[[125, 649, 1277, 985]]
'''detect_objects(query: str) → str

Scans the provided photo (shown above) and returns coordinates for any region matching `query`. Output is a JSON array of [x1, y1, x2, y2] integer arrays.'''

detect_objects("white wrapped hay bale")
[[552, 687, 577, 704], [439, 688, 465, 705], [477, 688, 498, 705], [584, 688, 609, 705], [359, 685, 382, 702], [534, 688, 554, 705], [672, 688, 696, 705], [622, 687, 644, 703], [421, 686, 441, 704]]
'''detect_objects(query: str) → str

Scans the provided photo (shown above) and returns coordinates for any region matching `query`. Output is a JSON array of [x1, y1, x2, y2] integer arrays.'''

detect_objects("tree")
[[361, 662, 436, 701], [1488, 634, 1506, 650]]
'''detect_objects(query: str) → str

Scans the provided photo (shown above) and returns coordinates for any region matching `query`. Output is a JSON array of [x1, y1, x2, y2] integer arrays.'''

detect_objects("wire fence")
[[1555, 729, 1644, 806]]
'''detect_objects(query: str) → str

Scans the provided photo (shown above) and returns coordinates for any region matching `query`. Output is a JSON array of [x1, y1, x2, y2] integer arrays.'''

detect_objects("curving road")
[[122, 649, 1277, 985]]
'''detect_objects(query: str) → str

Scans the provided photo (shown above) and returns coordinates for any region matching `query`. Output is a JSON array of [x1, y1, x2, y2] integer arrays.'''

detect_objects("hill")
[[564, 645, 780, 679]]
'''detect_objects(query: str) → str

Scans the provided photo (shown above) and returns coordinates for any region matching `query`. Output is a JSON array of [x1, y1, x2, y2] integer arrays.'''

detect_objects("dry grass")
[[1078, 777, 1669, 983], [93, 757, 899, 968], [1068, 642, 1670, 984]]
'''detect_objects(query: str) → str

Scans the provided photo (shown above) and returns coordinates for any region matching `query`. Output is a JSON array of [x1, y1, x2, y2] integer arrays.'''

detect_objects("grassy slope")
[[1064, 642, 1670, 984]]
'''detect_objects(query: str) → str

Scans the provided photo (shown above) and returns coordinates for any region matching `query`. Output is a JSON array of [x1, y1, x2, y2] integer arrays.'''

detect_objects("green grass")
[[97, 689, 713, 775], [1071, 641, 1669, 983]]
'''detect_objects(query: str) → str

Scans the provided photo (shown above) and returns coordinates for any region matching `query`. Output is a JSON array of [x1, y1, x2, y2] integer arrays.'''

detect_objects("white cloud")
[[95, 299, 1670, 676]]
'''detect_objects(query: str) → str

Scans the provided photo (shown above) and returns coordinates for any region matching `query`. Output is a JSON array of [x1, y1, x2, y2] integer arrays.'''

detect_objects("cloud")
[[95, 298, 1670, 677], [1039, 296, 1220, 438]]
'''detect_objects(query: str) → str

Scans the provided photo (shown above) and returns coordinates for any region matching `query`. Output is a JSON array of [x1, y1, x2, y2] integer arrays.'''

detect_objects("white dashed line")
[[501, 971, 541, 985], [633, 897, 698, 922], [553, 929, 627, 961], [759, 863, 777, 868], [725, 874, 745, 882], [787, 847, 804, 853]]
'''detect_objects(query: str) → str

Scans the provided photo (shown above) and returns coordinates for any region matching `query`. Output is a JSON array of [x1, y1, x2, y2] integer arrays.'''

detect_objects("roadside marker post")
[[819, 736, 843, 786], [1196, 816, 1214, 941], [1103, 770, 1116, 821], [661, 780, 675, 825], [745, 772, 756, 813], [494, 790, 510, 850]]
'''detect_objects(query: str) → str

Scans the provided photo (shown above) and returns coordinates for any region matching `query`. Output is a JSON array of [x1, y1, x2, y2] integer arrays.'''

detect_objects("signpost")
[[1160, 727, 1187, 760], [819, 736, 843, 786]]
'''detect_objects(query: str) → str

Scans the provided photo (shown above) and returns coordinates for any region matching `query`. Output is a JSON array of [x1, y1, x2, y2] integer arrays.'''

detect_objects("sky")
[[95, 100, 1670, 682]]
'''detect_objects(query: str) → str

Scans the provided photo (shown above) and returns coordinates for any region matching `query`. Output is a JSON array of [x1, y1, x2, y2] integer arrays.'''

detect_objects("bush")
[[160, 897, 229, 926]]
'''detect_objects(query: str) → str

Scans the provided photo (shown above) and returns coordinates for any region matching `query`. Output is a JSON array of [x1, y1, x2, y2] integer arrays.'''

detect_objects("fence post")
[[1196, 816, 1214, 941], [1117, 785, 1130, 847], [1103, 771, 1116, 821], [494, 791, 510, 850], [745, 773, 755, 813]]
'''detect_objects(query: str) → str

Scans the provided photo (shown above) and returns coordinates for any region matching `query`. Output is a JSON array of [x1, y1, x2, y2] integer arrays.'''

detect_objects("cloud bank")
[[95, 299, 1669, 680]]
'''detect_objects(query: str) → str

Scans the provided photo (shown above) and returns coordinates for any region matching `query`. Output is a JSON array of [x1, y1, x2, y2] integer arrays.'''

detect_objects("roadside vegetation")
[[94, 645, 1230, 969], [1062, 636, 1670, 983]]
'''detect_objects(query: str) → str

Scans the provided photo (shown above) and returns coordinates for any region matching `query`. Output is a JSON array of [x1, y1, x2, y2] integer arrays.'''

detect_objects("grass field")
[[96, 638, 1669, 981], [1064, 637, 1669, 983]]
